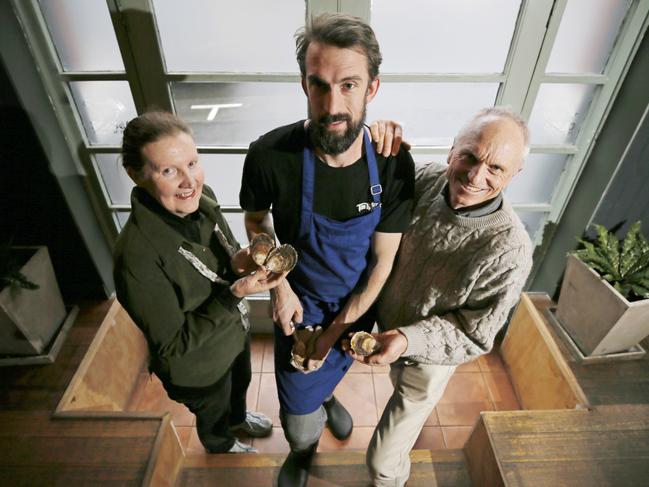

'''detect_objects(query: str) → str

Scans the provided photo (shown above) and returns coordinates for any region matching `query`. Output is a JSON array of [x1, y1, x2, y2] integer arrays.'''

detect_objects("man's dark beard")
[[309, 106, 366, 156]]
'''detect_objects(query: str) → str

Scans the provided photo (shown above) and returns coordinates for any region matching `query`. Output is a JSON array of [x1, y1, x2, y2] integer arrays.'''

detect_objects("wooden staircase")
[[465, 404, 649, 487], [3, 295, 649, 486], [178, 450, 471, 487], [0, 410, 180, 486]]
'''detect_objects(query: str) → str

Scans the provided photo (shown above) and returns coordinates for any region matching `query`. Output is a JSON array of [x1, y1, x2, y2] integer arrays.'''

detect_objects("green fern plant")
[[574, 221, 649, 301]]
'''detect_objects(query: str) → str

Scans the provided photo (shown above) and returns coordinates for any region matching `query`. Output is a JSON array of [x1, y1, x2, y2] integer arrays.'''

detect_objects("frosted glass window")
[[38, 0, 124, 72], [115, 212, 130, 230], [546, 0, 631, 73], [367, 83, 499, 146], [201, 154, 246, 207], [153, 0, 304, 72], [223, 213, 248, 246], [96, 152, 245, 207], [412, 155, 448, 166], [95, 154, 134, 206], [515, 211, 546, 240], [528, 84, 597, 145], [70, 81, 137, 145], [172, 82, 304, 146], [505, 153, 568, 204], [371, 0, 520, 73]]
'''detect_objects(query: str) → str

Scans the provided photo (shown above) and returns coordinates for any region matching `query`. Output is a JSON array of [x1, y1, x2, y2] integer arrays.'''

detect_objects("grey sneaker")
[[227, 439, 258, 453], [229, 410, 273, 437]]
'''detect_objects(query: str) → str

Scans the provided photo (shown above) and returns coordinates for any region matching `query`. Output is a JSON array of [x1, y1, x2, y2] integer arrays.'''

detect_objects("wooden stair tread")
[[0, 465, 147, 486], [0, 411, 162, 438], [179, 449, 471, 487], [480, 404, 649, 486], [0, 413, 173, 486]]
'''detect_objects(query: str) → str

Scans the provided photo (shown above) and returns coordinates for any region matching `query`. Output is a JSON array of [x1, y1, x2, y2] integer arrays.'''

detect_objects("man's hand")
[[344, 329, 408, 366], [230, 269, 287, 298], [230, 246, 257, 276], [271, 280, 303, 336], [304, 326, 336, 368], [369, 120, 411, 157]]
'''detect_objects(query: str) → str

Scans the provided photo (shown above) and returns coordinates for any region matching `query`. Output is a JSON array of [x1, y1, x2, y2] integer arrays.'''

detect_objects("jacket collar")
[[129, 187, 221, 262]]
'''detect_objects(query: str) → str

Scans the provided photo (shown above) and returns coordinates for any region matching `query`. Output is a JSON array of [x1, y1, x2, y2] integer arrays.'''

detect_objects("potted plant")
[[0, 243, 67, 356], [555, 221, 649, 356]]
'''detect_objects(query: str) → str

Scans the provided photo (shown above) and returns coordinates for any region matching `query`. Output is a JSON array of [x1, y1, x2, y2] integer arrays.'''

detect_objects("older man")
[[240, 13, 414, 487], [350, 107, 533, 487]]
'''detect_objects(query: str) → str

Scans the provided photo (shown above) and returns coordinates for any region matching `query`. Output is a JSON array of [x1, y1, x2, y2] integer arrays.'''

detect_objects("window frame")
[[8, 0, 649, 291]]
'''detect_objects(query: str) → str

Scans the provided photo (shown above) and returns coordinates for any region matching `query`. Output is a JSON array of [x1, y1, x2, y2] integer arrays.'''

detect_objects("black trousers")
[[161, 336, 252, 453]]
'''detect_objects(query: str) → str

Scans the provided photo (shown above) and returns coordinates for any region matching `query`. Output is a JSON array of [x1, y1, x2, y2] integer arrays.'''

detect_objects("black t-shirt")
[[239, 121, 415, 245]]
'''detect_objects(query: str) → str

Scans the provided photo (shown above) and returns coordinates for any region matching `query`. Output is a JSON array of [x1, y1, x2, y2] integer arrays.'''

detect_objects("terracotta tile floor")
[[128, 334, 521, 456]]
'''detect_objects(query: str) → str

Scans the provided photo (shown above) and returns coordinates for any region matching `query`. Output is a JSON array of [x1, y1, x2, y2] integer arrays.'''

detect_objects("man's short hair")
[[295, 13, 382, 81], [457, 107, 530, 158]]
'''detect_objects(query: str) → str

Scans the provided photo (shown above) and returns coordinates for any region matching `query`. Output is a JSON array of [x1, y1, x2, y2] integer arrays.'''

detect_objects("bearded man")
[[240, 13, 414, 487]]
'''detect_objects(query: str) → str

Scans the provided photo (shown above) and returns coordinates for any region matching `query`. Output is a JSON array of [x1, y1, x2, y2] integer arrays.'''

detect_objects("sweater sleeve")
[[397, 244, 532, 365]]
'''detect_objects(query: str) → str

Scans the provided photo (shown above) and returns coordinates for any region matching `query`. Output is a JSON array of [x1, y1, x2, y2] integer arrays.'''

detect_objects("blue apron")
[[275, 130, 382, 415]]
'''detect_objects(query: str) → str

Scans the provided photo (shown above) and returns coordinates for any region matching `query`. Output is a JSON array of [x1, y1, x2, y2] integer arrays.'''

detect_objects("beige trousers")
[[367, 360, 456, 487]]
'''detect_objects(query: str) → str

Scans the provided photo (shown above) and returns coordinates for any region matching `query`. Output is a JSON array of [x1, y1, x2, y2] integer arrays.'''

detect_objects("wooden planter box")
[[556, 254, 649, 356], [0, 246, 67, 355]]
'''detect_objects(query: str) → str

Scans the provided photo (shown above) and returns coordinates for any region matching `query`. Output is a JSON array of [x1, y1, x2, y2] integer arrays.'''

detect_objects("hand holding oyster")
[[250, 233, 298, 273], [349, 331, 381, 356], [290, 325, 326, 373]]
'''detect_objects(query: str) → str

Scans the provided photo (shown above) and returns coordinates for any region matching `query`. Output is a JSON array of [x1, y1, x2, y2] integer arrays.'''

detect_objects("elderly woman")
[[114, 111, 286, 453]]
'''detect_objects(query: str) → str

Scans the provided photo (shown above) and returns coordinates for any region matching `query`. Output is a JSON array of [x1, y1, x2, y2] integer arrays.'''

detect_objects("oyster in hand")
[[350, 331, 380, 356], [264, 244, 298, 273], [250, 233, 275, 266]]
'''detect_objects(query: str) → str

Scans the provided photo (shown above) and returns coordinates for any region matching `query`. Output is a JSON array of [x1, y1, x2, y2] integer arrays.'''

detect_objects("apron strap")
[[299, 129, 382, 238]]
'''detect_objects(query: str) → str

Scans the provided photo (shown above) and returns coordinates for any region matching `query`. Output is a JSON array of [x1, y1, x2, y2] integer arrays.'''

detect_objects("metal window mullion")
[[110, 202, 244, 213], [530, 144, 578, 154], [89, 155, 119, 211], [512, 204, 552, 212], [541, 73, 607, 84], [519, 0, 569, 119], [380, 74, 505, 83], [60, 72, 127, 81], [166, 73, 301, 82], [496, 0, 555, 111], [107, 0, 172, 113], [545, 0, 649, 225], [165, 72, 505, 83]]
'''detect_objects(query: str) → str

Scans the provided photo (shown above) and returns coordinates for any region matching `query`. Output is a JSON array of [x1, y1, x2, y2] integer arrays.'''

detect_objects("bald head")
[[446, 108, 529, 209], [455, 108, 529, 167]]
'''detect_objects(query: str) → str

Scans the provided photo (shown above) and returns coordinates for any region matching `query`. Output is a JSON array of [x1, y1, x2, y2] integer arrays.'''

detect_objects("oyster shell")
[[264, 244, 298, 273], [250, 233, 275, 266], [350, 331, 380, 356]]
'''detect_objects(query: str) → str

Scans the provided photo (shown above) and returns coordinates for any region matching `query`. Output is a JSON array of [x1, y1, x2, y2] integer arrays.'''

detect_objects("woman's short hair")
[[121, 111, 192, 173]]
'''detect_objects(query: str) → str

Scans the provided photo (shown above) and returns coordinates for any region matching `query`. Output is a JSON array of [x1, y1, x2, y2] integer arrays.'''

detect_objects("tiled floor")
[[128, 334, 520, 456]]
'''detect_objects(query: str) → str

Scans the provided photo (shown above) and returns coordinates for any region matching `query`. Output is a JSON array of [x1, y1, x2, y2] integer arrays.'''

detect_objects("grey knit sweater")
[[377, 163, 533, 365]]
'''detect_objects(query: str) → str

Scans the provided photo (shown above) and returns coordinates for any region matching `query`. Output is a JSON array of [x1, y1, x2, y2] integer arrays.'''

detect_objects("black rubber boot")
[[323, 395, 353, 440], [278, 443, 317, 487]]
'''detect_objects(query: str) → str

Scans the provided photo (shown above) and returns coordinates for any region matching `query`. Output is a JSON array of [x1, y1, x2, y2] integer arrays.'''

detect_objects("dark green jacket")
[[114, 186, 247, 388]]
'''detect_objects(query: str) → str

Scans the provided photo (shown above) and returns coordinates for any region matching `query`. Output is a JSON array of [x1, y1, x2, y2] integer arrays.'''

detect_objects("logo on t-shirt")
[[356, 201, 381, 214]]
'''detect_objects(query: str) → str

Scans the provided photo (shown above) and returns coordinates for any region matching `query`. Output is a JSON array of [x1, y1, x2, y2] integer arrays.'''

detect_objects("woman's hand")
[[230, 246, 257, 276], [230, 268, 287, 298], [369, 120, 411, 157]]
